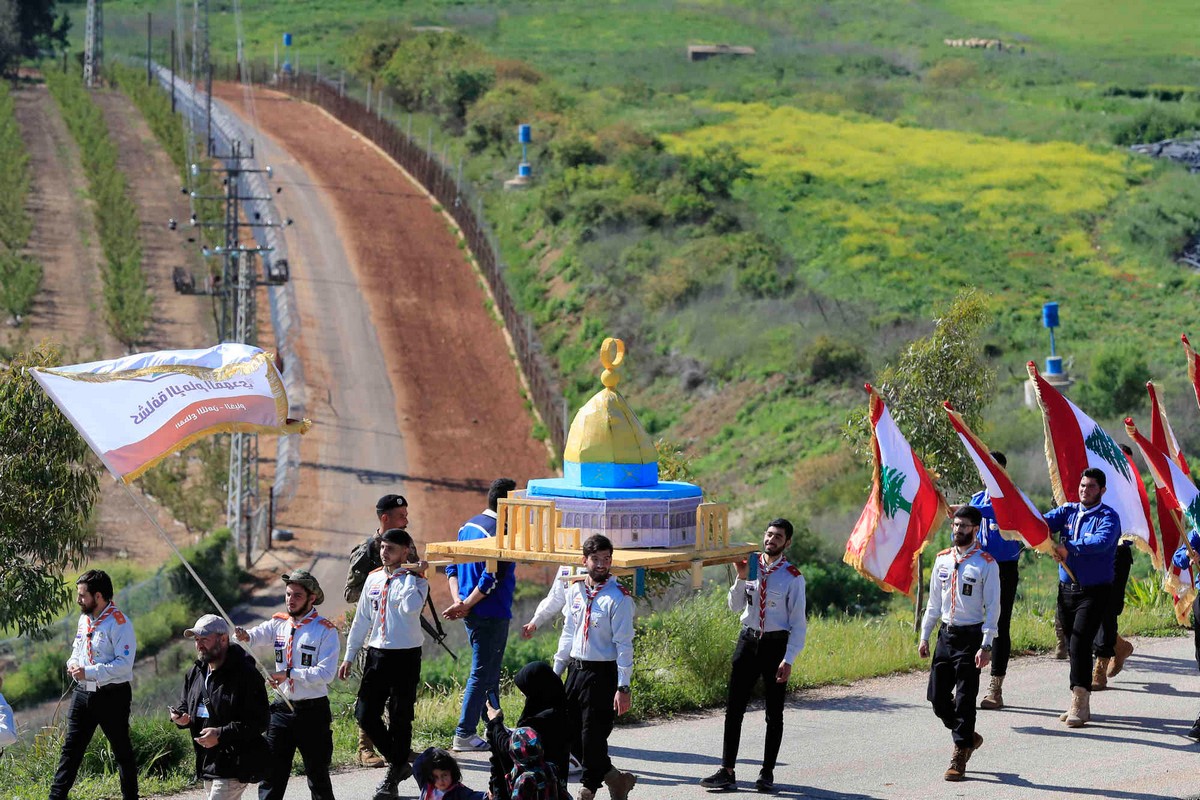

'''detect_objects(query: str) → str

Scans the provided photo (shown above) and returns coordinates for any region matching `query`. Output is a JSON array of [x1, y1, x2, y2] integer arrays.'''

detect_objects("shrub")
[[1077, 341, 1151, 419], [804, 335, 868, 382], [925, 58, 978, 89], [1112, 105, 1197, 146]]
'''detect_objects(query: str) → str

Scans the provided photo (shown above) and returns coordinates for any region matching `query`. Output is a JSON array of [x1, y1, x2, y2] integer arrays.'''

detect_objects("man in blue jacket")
[[1044, 467, 1121, 728], [443, 478, 518, 751]]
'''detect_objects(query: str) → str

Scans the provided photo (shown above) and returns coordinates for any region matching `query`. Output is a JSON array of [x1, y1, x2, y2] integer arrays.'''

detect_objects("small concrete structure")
[[687, 44, 756, 62]]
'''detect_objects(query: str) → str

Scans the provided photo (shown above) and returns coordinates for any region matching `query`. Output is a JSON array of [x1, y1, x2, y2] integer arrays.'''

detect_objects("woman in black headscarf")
[[486, 660, 570, 799]]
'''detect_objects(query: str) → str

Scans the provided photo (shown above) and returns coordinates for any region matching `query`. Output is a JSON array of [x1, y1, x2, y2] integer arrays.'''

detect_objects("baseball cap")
[[184, 614, 229, 639], [281, 569, 325, 606], [376, 494, 407, 513]]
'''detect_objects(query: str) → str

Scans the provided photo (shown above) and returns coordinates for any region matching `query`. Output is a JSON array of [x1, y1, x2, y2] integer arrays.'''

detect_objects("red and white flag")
[[943, 402, 1053, 555], [1147, 381, 1188, 562], [1026, 362, 1158, 567], [1126, 418, 1196, 621], [32, 343, 311, 483], [845, 384, 949, 598], [1183, 334, 1200, 413]]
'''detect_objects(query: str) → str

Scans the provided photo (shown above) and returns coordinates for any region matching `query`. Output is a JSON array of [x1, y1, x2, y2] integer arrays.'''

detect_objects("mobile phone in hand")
[[486, 688, 500, 709]]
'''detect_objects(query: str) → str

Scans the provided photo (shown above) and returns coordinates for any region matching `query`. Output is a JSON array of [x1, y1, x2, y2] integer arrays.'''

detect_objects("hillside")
[[98, 0, 1200, 593]]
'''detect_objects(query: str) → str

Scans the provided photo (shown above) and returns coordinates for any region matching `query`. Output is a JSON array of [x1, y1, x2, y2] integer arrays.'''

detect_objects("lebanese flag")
[[844, 384, 949, 598], [1147, 381, 1188, 562], [1183, 334, 1200, 413], [943, 402, 1053, 555], [1027, 362, 1157, 565], [1126, 418, 1196, 617]]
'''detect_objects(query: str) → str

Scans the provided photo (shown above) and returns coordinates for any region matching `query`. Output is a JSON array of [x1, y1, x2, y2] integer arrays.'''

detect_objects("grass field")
[[88, 0, 1200, 594]]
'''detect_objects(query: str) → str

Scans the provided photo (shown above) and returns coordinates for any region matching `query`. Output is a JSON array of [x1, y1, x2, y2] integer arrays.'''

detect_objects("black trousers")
[[927, 623, 983, 748], [49, 683, 138, 800], [355, 647, 420, 766], [990, 560, 1020, 677], [721, 628, 788, 772], [1093, 545, 1133, 658], [565, 659, 617, 791], [1058, 582, 1110, 689], [260, 697, 335, 800], [1192, 594, 1200, 673]]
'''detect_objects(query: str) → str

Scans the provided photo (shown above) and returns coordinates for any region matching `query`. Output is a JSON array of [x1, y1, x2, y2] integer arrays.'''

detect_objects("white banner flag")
[[31, 343, 310, 483]]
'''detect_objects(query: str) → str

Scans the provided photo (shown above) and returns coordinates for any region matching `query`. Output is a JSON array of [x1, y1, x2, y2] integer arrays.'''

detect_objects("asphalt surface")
[[154, 633, 1200, 799]]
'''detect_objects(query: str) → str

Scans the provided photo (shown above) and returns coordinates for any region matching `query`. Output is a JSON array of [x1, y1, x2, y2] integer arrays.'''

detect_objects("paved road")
[[154, 634, 1200, 799], [209, 89, 409, 622]]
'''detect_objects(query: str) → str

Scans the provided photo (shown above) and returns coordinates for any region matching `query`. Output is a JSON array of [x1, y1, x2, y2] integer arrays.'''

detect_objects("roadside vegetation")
[[45, 69, 151, 348], [0, 82, 42, 321]]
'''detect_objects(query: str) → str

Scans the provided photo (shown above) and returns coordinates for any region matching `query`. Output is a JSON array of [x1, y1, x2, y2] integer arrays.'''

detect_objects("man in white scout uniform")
[[700, 517, 807, 793], [50, 569, 139, 800], [919, 506, 1000, 782], [340, 528, 429, 800], [235, 570, 340, 800], [553, 534, 637, 800]]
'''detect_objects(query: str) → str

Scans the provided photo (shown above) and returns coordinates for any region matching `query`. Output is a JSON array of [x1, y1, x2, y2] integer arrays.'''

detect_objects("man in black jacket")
[[171, 614, 270, 800]]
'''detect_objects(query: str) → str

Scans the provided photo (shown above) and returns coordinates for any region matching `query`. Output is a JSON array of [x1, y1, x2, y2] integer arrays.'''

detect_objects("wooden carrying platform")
[[424, 497, 759, 594]]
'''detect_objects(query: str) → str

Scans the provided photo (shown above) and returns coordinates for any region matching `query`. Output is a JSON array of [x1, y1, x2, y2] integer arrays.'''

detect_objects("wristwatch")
[[981, 645, 993, 652], [617, 685, 631, 694]]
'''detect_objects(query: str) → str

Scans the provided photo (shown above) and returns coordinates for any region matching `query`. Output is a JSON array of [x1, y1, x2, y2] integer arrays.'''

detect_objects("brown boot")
[[1109, 636, 1134, 677], [944, 745, 968, 781], [1054, 616, 1068, 659], [603, 767, 638, 800], [965, 731, 983, 763], [1066, 686, 1090, 728], [357, 729, 386, 768], [1091, 658, 1110, 691], [578, 788, 596, 800], [979, 675, 1004, 710]]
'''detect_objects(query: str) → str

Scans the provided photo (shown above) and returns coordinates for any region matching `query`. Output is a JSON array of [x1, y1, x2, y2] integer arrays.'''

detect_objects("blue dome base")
[[528, 477, 702, 500], [563, 460, 659, 488]]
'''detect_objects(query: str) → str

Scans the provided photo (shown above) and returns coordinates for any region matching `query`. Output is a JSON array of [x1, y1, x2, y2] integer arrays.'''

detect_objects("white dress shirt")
[[920, 544, 1001, 647], [553, 579, 635, 687], [344, 566, 428, 660], [243, 610, 341, 701], [68, 603, 136, 689], [728, 556, 808, 665]]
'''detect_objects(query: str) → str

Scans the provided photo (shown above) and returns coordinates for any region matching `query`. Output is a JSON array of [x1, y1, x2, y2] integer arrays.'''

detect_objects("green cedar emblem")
[[881, 465, 913, 518], [1084, 425, 1131, 483], [1186, 494, 1200, 532]]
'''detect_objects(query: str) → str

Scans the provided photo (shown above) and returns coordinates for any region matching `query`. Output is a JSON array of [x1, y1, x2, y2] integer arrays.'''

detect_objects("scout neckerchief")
[[284, 608, 320, 691], [86, 602, 118, 665], [582, 579, 606, 649], [949, 542, 981, 620], [377, 569, 398, 641], [757, 555, 785, 633]]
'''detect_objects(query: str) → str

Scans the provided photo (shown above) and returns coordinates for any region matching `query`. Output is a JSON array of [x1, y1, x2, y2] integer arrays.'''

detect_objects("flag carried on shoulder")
[[1147, 381, 1189, 563], [942, 402, 1054, 556], [1126, 417, 1197, 623], [844, 384, 948, 598], [1026, 362, 1159, 569], [31, 343, 311, 483]]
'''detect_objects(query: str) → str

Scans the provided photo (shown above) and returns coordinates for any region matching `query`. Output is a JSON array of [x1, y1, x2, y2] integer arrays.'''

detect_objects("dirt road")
[[210, 84, 553, 614]]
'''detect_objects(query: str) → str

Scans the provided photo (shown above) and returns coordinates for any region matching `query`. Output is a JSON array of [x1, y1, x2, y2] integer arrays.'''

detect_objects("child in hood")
[[507, 727, 561, 800], [412, 747, 486, 800], [487, 661, 570, 799]]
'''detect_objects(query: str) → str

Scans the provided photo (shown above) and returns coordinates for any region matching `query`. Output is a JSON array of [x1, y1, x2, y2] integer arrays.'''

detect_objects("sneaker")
[[755, 768, 775, 792], [699, 767, 736, 790], [451, 733, 489, 752], [568, 753, 584, 776]]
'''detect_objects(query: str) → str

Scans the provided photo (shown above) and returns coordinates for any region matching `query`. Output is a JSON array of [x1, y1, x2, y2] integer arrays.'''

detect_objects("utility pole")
[[185, 144, 292, 566], [84, 0, 103, 87]]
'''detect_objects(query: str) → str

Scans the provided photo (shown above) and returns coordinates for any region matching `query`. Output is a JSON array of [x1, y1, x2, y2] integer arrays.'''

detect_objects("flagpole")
[[117, 479, 295, 711]]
